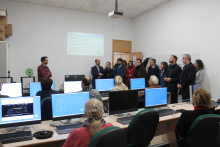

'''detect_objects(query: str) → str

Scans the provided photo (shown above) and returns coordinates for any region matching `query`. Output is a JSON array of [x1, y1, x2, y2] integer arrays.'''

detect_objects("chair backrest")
[[187, 114, 220, 147], [88, 126, 127, 147], [127, 109, 159, 146], [41, 97, 52, 121]]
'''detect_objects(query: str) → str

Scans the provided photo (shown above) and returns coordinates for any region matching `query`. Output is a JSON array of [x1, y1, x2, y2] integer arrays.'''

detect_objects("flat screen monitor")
[[51, 92, 90, 121], [0, 83, 22, 97], [109, 90, 138, 115], [130, 78, 145, 90], [29, 82, 55, 96], [95, 79, 114, 91], [145, 88, 167, 109], [65, 75, 85, 81], [189, 84, 201, 103], [0, 96, 41, 128], [64, 81, 82, 93]]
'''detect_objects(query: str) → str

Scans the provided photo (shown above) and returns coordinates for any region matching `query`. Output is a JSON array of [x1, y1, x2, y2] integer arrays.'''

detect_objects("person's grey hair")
[[184, 54, 191, 61], [150, 75, 159, 85]]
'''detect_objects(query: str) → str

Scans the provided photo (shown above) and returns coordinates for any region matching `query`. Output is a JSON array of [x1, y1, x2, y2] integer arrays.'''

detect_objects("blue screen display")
[[51, 92, 90, 118], [193, 84, 201, 93], [145, 88, 167, 107], [95, 79, 114, 91], [130, 78, 145, 90], [0, 96, 41, 125], [30, 82, 55, 96]]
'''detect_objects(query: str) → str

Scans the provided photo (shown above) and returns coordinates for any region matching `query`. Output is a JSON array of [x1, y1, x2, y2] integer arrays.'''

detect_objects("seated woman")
[[138, 75, 161, 98], [36, 78, 58, 101], [174, 88, 212, 145], [63, 98, 113, 147], [111, 76, 128, 91]]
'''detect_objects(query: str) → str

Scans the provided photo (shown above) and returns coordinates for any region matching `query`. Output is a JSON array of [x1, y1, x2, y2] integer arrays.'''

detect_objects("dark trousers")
[[170, 89, 178, 104]]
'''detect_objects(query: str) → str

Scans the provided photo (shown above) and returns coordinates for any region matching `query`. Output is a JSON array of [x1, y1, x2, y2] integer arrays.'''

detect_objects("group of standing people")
[[91, 54, 204, 104]]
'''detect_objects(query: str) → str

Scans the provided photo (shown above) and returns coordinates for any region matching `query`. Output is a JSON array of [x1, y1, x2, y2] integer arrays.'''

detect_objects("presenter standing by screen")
[[91, 59, 104, 88], [37, 56, 52, 82]]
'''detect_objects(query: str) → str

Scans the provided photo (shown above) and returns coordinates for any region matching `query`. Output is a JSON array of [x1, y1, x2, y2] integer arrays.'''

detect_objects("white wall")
[[133, 0, 220, 99], [0, 0, 133, 90]]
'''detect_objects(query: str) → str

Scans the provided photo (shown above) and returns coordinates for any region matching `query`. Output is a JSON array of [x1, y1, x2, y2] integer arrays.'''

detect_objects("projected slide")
[[67, 32, 104, 56]]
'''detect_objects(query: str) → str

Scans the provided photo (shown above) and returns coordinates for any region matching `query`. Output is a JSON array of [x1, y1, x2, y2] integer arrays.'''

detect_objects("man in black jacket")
[[113, 58, 127, 83], [133, 59, 146, 78], [146, 59, 159, 87], [165, 55, 182, 104], [178, 54, 196, 101]]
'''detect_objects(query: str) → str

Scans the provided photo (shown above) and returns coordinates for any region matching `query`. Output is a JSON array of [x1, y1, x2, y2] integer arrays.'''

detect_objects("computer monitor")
[[51, 92, 90, 121], [189, 84, 201, 103], [95, 79, 114, 91], [0, 96, 41, 128], [0, 83, 22, 97], [130, 78, 145, 90], [109, 90, 138, 115], [145, 88, 167, 109], [29, 82, 55, 96], [64, 81, 82, 93], [65, 75, 85, 81]]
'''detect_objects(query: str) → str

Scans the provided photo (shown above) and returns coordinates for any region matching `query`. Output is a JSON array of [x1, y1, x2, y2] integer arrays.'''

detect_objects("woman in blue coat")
[[159, 62, 168, 87]]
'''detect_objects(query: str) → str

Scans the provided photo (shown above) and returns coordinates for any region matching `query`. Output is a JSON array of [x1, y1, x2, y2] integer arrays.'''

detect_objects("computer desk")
[[3, 103, 220, 147]]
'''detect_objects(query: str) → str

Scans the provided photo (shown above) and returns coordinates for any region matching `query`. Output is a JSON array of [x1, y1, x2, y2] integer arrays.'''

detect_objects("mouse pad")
[[33, 131, 53, 139]]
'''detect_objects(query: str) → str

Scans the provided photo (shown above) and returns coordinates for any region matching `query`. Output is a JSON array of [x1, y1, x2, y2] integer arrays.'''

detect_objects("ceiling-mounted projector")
[[108, 0, 123, 18]]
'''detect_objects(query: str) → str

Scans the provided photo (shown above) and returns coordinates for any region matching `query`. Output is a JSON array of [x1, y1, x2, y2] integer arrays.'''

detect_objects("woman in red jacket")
[[125, 60, 136, 89], [63, 98, 113, 147]]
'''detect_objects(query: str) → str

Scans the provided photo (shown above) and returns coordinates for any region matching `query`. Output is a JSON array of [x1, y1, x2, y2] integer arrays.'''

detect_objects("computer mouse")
[[41, 131, 48, 135]]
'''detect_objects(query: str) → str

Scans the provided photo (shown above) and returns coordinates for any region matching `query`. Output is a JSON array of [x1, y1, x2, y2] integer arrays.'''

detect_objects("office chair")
[[187, 114, 220, 147], [127, 109, 159, 147], [88, 126, 127, 147], [41, 97, 52, 121]]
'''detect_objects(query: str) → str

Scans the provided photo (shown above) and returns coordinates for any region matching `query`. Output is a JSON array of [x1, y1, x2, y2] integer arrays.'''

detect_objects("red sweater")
[[62, 123, 113, 147], [125, 65, 136, 85]]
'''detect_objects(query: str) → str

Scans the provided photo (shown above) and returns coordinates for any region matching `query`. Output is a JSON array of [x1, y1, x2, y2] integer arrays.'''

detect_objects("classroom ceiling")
[[7, 0, 169, 19]]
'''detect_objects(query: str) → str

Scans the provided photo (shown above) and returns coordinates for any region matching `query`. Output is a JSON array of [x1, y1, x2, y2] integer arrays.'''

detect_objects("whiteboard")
[[153, 53, 200, 69]]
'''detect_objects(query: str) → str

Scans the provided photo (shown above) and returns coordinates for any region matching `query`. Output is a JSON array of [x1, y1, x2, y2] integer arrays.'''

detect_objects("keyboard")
[[117, 115, 135, 125], [101, 94, 109, 97], [157, 109, 177, 117], [56, 122, 83, 135], [0, 131, 32, 144]]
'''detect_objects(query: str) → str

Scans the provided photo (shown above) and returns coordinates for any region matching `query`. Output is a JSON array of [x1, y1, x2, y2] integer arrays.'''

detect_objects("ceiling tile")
[[155, 0, 168, 6], [120, 0, 140, 8], [63, 4, 80, 10], [97, 3, 115, 11], [105, 0, 126, 5], [134, 2, 153, 11], [46, 1, 64, 8], [144, 0, 165, 5], [125, 8, 144, 16], [27, 0, 47, 5], [122, 13, 133, 19], [118, 6, 130, 12], [82, 1, 103, 9], [87, 0, 107, 2], [94, 9, 109, 14], [12, 0, 27, 2], [79, 7, 96, 12], [47, 0, 67, 4], [65, 0, 87, 6]]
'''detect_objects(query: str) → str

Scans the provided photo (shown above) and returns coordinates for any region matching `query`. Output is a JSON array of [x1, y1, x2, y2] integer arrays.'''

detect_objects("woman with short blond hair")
[[63, 98, 113, 147], [174, 88, 212, 146]]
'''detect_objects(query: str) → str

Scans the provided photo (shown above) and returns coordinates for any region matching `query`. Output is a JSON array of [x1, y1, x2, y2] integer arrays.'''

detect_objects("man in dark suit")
[[146, 59, 159, 87], [178, 54, 196, 101], [91, 59, 104, 88], [165, 55, 182, 104], [113, 58, 127, 83]]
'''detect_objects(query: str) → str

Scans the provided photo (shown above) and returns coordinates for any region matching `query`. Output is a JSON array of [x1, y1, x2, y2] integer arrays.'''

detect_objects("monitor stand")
[[7, 125, 30, 132], [60, 118, 81, 124]]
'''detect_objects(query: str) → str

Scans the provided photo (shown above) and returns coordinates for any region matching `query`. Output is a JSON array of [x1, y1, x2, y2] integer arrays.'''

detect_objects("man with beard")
[[164, 55, 182, 104], [113, 58, 127, 83], [133, 59, 146, 79]]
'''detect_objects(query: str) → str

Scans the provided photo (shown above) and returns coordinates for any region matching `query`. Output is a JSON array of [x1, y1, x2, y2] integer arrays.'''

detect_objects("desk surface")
[[3, 102, 220, 147]]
